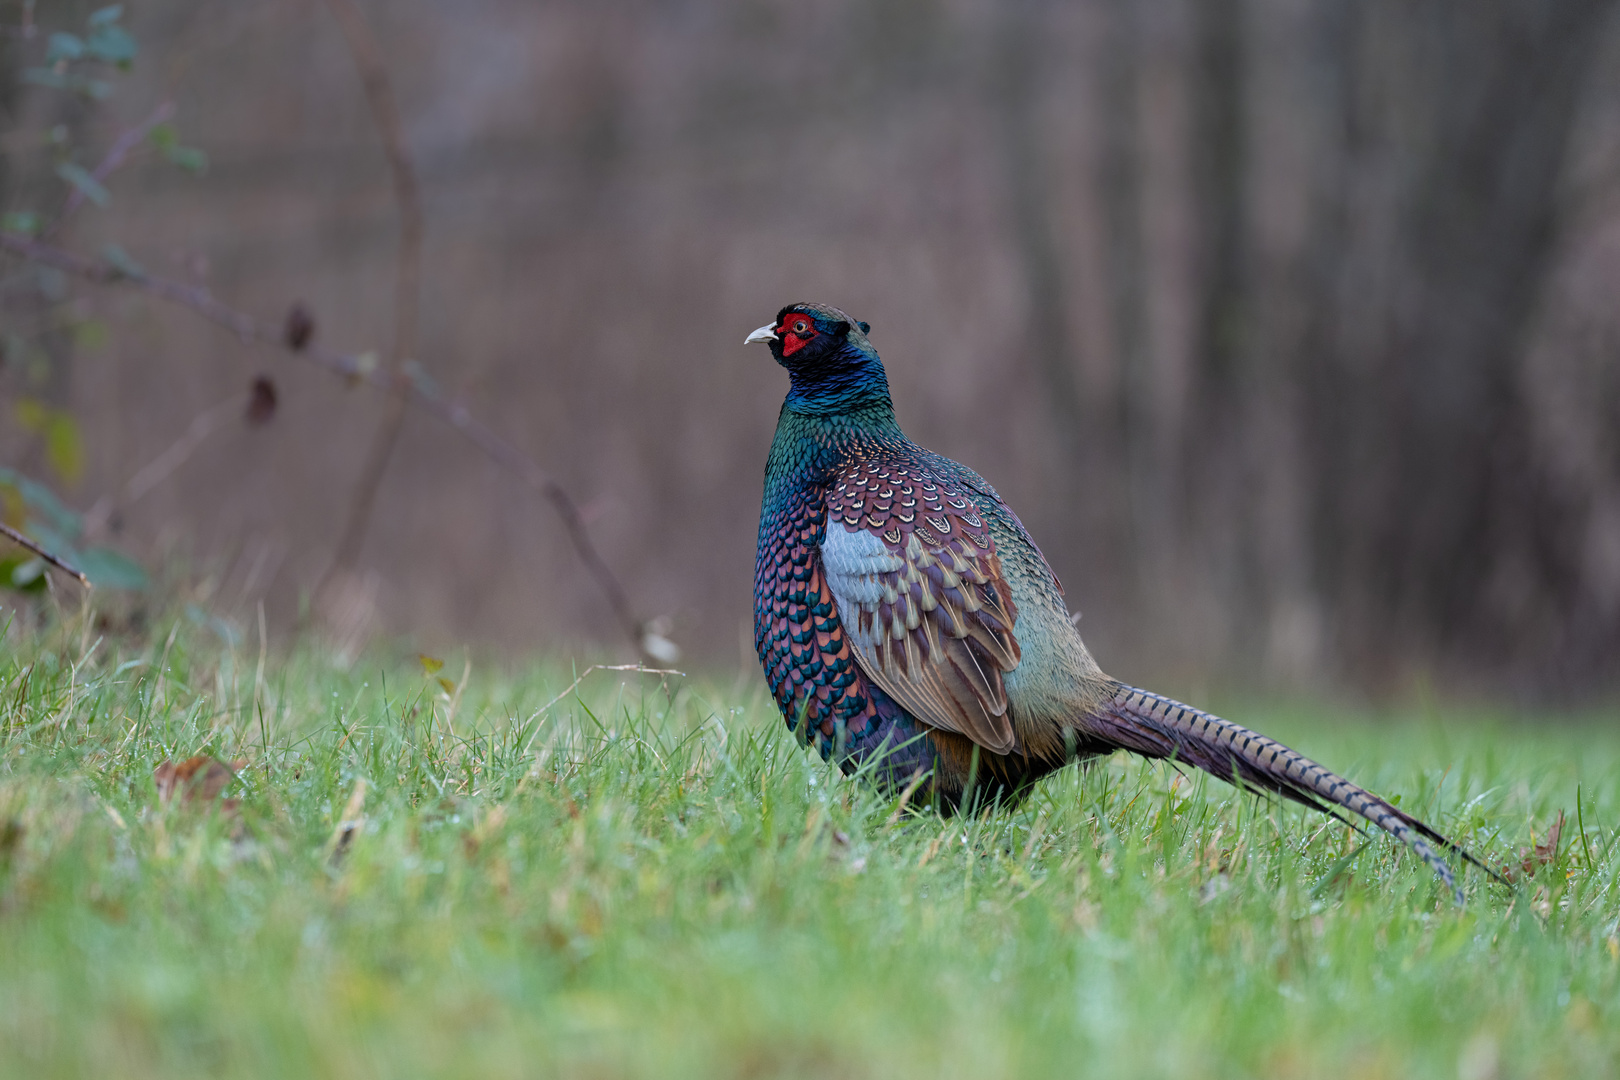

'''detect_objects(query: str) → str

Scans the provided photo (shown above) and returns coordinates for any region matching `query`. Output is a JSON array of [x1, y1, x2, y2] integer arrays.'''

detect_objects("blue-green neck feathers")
[[763, 305, 906, 496], [782, 338, 896, 420], [768, 358, 905, 500], [765, 304, 894, 420]]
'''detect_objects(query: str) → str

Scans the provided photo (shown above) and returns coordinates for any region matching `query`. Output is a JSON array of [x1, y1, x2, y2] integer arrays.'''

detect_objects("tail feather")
[[1098, 684, 1496, 901]]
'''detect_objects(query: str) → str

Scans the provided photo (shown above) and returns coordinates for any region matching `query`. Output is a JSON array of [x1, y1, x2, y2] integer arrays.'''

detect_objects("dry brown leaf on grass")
[[154, 756, 246, 812], [1502, 810, 1565, 885], [326, 778, 369, 865]]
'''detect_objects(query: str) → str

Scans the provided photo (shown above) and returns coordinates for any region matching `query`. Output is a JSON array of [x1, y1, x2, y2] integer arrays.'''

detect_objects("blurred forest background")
[[3, 0, 1620, 697]]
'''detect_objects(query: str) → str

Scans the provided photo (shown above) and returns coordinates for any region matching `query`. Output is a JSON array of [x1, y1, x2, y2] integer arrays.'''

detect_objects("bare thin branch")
[[320, 0, 424, 579], [50, 100, 176, 236], [0, 521, 90, 587], [80, 392, 242, 539], [0, 232, 262, 339], [0, 230, 649, 652], [520, 664, 686, 757], [427, 399, 646, 644]]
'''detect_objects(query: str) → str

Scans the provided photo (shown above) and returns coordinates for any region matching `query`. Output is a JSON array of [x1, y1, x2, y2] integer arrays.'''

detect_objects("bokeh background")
[[5, 0, 1620, 696]]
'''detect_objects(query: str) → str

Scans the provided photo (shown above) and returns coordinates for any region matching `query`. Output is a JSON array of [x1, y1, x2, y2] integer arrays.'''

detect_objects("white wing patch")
[[820, 511, 1021, 755], [821, 522, 902, 614]]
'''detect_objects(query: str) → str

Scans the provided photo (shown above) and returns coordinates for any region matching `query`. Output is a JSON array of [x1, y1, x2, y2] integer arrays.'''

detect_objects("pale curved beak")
[[744, 322, 778, 346]]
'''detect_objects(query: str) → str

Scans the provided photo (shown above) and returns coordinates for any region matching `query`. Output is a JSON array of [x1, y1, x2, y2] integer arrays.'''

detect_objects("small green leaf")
[[164, 145, 208, 174], [89, 5, 125, 26], [23, 68, 69, 90], [14, 398, 48, 433], [0, 467, 83, 540], [71, 319, 109, 352], [45, 33, 85, 63], [56, 162, 110, 207], [22, 520, 76, 561], [45, 413, 84, 486], [6, 557, 48, 592], [23, 68, 111, 99], [0, 482, 23, 528], [101, 244, 145, 279], [86, 23, 137, 66], [436, 677, 456, 695], [418, 654, 444, 676], [78, 547, 148, 591], [1, 211, 41, 235], [10, 401, 83, 483]]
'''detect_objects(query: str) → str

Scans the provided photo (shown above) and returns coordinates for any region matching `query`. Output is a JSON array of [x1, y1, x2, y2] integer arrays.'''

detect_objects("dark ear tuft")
[[858, 321, 870, 334]]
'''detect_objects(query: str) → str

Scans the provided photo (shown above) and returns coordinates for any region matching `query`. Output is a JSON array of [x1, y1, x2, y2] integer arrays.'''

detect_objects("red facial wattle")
[[780, 314, 817, 357]]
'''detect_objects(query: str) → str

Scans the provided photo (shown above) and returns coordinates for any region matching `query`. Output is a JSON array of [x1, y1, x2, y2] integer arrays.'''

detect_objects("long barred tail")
[[1098, 684, 1495, 901]]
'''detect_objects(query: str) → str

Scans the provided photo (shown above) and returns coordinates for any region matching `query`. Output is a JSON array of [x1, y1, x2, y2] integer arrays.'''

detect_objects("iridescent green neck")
[[763, 400, 907, 500], [763, 335, 907, 502], [782, 340, 894, 418]]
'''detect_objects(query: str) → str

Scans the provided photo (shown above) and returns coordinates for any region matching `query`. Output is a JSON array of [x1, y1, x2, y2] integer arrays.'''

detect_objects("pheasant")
[[748, 301, 1491, 900]]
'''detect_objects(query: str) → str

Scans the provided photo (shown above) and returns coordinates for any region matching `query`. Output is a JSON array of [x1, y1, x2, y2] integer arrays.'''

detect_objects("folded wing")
[[820, 459, 1022, 755]]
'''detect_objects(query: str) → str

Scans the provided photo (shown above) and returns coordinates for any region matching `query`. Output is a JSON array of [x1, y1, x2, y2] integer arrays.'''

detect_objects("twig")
[[320, 0, 423, 582], [520, 664, 685, 757], [0, 230, 262, 336], [0, 521, 90, 587], [49, 100, 176, 236], [431, 399, 647, 643], [0, 230, 651, 652], [81, 391, 242, 539], [0, 5, 35, 40]]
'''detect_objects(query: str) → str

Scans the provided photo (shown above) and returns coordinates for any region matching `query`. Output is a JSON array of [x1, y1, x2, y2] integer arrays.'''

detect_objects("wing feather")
[[820, 459, 1022, 755]]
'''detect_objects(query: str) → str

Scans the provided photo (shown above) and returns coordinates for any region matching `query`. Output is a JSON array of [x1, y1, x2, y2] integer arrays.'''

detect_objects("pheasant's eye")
[[779, 315, 818, 357]]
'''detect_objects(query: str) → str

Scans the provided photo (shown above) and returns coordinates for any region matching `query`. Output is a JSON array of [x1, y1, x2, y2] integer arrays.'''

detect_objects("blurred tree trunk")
[[992, 1, 1087, 466], [1184, 0, 1256, 666], [990, 0, 1140, 617], [1240, 0, 1335, 681], [1100, 0, 1177, 605], [1165, 0, 1619, 685], [1309, 0, 1618, 680]]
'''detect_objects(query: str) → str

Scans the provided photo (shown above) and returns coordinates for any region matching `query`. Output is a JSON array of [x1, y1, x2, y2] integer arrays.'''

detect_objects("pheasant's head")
[[746, 303, 889, 416]]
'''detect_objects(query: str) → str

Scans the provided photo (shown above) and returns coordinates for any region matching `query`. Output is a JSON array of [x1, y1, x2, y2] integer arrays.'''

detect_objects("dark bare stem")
[[0, 231, 647, 652], [320, 0, 423, 581], [0, 521, 89, 587]]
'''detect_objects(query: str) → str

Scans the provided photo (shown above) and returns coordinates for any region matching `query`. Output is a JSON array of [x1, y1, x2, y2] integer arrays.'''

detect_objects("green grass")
[[2, 615, 1618, 1079]]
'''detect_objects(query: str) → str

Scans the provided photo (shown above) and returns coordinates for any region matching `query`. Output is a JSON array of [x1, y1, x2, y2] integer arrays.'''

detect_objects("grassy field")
[[1, 614, 1617, 1079]]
